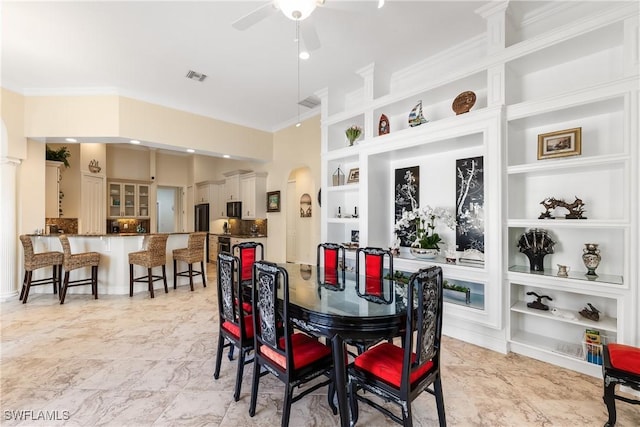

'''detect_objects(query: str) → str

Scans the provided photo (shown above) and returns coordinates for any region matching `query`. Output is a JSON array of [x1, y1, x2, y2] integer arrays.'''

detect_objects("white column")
[[0, 157, 20, 300]]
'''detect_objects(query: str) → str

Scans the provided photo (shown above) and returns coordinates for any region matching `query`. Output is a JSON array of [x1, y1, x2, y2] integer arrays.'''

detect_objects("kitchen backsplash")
[[227, 218, 267, 236], [45, 218, 78, 234]]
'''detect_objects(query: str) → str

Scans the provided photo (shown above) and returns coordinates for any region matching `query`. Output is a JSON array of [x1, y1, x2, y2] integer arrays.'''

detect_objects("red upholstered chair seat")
[[260, 333, 331, 370], [608, 343, 640, 374], [222, 315, 254, 339], [354, 342, 433, 388]]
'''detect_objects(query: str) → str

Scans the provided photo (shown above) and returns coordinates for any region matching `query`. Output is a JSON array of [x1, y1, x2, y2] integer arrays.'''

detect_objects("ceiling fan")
[[232, 0, 326, 51]]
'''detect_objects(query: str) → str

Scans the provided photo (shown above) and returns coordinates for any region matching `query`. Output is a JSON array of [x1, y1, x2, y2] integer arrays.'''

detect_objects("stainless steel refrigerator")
[[195, 203, 210, 261]]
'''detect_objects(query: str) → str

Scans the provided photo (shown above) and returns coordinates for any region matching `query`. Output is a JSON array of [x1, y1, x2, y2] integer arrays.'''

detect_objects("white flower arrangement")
[[394, 205, 456, 249]]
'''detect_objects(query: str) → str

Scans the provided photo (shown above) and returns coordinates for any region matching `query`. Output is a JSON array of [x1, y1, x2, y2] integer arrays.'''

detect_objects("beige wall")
[[24, 95, 120, 138], [106, 145, 151, 182], [18, 140, 46, 234]]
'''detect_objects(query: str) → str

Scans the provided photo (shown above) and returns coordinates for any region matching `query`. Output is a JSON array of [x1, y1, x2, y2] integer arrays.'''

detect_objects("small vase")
[[410, 247, 439, 260], [348, 136, 358, 146], [582, 243, 601, 277]]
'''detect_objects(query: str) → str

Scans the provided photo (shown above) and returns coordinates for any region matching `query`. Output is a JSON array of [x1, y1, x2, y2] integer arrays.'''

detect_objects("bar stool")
[[58, 235, 101, 304], [172, 232, 207, 291], [129, 234, 169, 298], [19, 235, 63, 304]]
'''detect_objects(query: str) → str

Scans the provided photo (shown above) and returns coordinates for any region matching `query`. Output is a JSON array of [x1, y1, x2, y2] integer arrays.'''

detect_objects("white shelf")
[[327, 218, 359, 224], [326, 183, 359, 193], [511, 301, 617, 332], [507, 219, 628, 229], [508, 265, 624, 287], [507, 153, 628, 175]]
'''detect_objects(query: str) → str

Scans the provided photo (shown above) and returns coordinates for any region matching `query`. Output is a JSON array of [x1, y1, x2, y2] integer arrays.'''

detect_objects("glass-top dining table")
[[277, 263, 411, 427]]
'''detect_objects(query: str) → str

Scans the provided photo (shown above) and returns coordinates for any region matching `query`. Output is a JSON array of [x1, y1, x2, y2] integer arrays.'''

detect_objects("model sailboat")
[[408, 100, 428, 127]]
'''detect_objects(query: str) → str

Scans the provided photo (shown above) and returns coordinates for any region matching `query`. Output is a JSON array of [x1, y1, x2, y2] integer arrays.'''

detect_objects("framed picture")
[[347, 168, 360, 184], [351, 230, 359, 243], [266, 191, 280, 212], [538, 127, 581, 160]]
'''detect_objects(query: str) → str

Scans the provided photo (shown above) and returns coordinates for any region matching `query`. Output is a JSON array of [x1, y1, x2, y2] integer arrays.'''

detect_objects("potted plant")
[[45, 145, 71, 168], [443, 280, 471, 304]]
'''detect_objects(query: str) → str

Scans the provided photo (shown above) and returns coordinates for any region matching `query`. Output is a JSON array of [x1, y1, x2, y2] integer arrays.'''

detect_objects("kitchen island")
[[26, 233, 203, 296]]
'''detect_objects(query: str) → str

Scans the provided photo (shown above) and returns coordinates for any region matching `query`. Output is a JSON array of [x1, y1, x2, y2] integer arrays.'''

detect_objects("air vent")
[[186, 70, 207, 82], [298, 96, 321, 109]]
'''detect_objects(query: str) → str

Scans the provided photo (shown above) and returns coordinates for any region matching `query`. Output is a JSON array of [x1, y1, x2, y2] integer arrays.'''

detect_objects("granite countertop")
[[30, 232, 191, 237], [210, 233, 267, 238]]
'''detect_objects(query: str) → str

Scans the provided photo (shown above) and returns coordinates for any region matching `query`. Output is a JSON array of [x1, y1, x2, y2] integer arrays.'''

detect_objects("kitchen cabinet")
[[108, 181, 150, 218], [223, 170, 250, 201], [211, 182, 226, 219], [45, 161, 63, 218], [240, 172, 267, 219], [195, 183, 209, 204]]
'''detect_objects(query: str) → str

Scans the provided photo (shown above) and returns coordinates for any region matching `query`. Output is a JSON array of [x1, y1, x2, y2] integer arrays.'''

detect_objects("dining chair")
[[172, 231, 207, 291], [348, 266, 446, 427], [129, 234, 169, 298], [58, 235, 101, 304], [213, 252, 254, 402], [18, 235, 63, 303], [249, 260, 337, 427], [317, 243, 345, 290], [232, 241, 264, 312], [352, 247, 395, 351], [602, 343, 640, 426]]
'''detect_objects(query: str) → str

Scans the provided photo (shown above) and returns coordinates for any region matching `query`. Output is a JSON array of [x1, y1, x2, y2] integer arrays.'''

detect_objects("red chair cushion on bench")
[[609, 343, 640, 374]]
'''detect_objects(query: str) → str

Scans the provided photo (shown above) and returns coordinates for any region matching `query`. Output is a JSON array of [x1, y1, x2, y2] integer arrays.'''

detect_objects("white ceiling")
[[1, 1, 499, 134]]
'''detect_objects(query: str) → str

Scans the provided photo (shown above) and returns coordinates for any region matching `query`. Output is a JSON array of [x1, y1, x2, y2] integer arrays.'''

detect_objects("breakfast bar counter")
[[27, 233, 202, 295]]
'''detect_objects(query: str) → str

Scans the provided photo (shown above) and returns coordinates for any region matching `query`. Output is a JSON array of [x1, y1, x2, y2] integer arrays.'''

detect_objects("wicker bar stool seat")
[[58, 235, 101, 304], [173, 232, 207, 291], [19, 235, 63, 303], [129, 234, 169, 298]]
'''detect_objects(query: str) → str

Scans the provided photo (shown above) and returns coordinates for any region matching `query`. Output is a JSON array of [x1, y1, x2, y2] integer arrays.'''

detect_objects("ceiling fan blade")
[[300, 21, 321, 51], [232, 2, 276, 31]]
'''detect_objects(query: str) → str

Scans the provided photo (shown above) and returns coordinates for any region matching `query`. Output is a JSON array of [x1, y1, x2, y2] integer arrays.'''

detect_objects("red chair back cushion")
[[365, 255, 382, 279], [354, 342, 433, 388], [608, 343, 640, 374], [240, 248, 256, 281], [324, 248, 338, 270], [260, 333, 331, 370]]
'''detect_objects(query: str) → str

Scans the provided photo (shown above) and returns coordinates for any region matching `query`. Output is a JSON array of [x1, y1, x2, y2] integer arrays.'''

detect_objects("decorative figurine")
[[378, 114, 390, 135], [526, 291, 552, 311], [408, 100, 428, 127], [579, 303, 600, 321], [582, 243, 602, 277], [517, 229, 555, 272], [539, 196, 587, 219], [452, 91, 476, 115], [557, 264, 570, 277]]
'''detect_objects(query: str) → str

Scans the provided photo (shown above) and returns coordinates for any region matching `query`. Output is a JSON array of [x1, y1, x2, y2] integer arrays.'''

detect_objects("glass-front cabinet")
[[108, 181, 150, 218]]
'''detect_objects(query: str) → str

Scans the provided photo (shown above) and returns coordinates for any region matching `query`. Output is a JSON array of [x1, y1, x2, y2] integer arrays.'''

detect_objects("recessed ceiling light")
[[65, 138, 77, 142], [299, 51, 310, 60], [296, 122, 301, 128], [223, 154, 230, 159], [130, 140, 140, 145], [187, 149, 195, 153]]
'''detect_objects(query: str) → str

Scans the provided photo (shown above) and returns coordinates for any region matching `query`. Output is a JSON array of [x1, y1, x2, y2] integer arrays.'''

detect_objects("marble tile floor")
[[1, 265, 639, 427]]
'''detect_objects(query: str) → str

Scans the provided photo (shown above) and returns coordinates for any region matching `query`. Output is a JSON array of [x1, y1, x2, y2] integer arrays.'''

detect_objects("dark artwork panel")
[[394, 166, 419, 247], [456, 156, 484, 252]]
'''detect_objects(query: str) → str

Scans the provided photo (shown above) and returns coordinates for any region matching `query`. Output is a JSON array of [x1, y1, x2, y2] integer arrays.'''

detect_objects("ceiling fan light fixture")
[[277, 0, 317, 21]]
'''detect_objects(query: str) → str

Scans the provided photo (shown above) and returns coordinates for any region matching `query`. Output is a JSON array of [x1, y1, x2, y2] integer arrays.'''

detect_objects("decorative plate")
[[452, 91, 476, 115]]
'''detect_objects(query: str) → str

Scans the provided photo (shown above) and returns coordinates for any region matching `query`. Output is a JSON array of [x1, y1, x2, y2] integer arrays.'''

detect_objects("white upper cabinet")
[[240, 172, 267, 219]]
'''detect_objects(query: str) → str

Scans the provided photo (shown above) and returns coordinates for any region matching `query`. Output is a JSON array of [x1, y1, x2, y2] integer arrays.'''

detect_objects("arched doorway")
[[285, 167, 316, 264]]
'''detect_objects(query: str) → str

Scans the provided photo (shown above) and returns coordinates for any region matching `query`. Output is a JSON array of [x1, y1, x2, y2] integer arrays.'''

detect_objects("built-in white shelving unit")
[[320, 1, 638, 377]]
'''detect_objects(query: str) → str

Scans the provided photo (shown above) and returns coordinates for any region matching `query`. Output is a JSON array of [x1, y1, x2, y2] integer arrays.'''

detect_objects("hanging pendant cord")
[[296, 20, 301, 127]]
